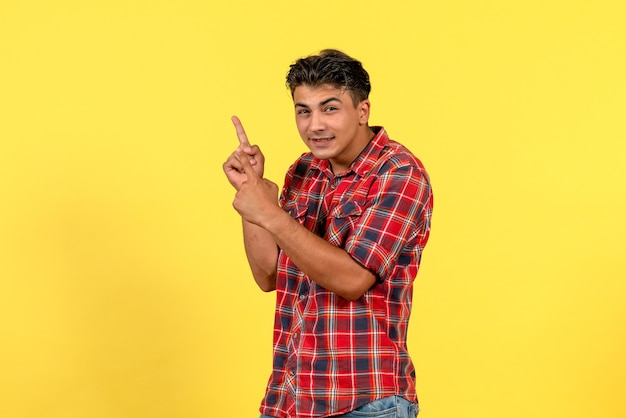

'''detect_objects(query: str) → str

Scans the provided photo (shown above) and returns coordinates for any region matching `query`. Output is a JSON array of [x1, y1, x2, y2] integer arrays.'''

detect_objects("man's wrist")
[[260, 207, 291, 235]]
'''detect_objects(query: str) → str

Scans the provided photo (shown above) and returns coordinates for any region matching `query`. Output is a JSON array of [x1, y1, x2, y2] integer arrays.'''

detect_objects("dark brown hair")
[[286, 49, 371, 106]]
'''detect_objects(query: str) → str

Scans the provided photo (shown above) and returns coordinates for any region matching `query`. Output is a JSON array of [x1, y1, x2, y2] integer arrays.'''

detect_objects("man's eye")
[[297, 109, 310, 115], [324, 106, 337, 112]]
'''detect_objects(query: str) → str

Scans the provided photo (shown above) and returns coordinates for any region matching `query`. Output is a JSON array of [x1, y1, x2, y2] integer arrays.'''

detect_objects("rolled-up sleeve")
[[345, 163, 432, 281]]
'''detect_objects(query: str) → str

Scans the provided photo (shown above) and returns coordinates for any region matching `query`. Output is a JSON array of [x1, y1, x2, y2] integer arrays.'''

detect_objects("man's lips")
[[309, 136, 335, 143]]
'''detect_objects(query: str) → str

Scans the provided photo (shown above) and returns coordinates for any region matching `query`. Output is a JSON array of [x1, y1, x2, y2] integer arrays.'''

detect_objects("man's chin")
[[309, 149, 334, 161]]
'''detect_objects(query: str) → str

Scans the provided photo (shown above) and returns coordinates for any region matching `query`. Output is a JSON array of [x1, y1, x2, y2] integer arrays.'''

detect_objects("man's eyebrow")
[[320, 97, 342, 106], [295, 97, 343, 108]]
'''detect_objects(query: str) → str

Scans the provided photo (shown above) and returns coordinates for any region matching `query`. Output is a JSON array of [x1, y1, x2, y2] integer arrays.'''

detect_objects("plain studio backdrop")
[[1, 1, 624, 417]]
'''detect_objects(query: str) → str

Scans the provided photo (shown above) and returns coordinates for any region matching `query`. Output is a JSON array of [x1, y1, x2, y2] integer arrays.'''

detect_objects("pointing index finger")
[[231, 115, 250, 147]]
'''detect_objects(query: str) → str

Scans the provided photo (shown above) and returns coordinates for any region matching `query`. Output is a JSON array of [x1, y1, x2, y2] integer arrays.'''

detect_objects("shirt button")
[[300, 294, 306, 300]]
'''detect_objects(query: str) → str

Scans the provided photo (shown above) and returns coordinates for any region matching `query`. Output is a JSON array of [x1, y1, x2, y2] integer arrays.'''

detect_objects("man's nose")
[[309, 111, 325, 132]]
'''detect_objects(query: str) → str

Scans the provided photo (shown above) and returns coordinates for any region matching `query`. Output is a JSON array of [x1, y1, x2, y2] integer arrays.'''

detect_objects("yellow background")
[[1, 1, 625, 417]]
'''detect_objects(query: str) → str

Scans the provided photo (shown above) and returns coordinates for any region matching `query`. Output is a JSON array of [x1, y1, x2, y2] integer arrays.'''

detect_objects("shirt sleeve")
[[344, 162, 432, 281]]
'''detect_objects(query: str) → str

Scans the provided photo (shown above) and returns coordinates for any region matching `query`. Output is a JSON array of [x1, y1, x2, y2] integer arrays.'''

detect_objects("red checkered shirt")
[[260, 127, 433, 418]]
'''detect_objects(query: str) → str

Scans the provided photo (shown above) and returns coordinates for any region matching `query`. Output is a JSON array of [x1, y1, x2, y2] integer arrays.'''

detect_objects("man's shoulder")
[[377, 138, 429, 176]]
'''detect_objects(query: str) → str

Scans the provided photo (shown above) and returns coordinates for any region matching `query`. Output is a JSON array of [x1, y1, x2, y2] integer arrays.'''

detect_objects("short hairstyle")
[[286, 49, 371, 106]]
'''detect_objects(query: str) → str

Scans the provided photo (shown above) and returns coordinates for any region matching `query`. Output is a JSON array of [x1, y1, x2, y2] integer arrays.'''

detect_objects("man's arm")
[[233, 150, 376, 301], [223, 116, 278, 292], [265, 210, 376, 301], [242, 220, 278, 292]]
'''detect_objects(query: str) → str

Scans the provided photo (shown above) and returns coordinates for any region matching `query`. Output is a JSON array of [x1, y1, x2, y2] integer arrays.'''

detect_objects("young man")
[[223, 49, 433, 418]]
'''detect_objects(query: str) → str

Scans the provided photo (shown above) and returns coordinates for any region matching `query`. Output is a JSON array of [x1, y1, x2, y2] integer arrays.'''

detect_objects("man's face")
[[293, 84, 371, 174]]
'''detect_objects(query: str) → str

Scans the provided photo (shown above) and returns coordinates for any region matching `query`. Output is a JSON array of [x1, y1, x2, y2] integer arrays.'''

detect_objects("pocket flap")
[[330, 199, 363, 218]]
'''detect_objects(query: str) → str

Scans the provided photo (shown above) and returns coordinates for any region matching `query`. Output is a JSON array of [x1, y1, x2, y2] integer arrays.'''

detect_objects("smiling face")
[[293, 84, 374, 174]]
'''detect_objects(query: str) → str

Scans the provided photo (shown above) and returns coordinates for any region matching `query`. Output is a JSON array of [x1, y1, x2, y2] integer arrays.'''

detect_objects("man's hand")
[[223, 116, 265, 190], [233, 148, 280, 227]]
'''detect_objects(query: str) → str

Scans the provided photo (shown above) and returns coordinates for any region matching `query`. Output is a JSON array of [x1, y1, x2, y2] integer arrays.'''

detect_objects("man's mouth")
[[310, 136, 335, 143]]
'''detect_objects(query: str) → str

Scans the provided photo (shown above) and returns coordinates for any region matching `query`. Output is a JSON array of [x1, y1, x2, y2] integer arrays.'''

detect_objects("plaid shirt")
[[260, 127, 433, 418]]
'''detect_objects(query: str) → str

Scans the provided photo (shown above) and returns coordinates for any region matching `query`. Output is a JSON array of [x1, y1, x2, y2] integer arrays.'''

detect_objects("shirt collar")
[[311, 126, 389, 178]]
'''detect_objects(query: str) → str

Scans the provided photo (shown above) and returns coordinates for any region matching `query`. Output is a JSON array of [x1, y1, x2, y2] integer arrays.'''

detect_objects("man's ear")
[[358, 99, 371, 125]]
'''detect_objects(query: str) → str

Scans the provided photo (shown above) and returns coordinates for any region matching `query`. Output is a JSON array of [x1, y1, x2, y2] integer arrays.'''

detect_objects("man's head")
[[286, 49, 371, 107], [286, 50, 375, 174]]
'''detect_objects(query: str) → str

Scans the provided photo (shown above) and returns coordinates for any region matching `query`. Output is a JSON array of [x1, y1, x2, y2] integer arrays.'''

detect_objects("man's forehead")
[[293, 84, 348, 104]]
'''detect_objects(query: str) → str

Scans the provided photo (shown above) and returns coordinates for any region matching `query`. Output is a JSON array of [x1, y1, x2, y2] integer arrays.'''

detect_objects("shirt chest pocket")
[[330, 199, 364, 218], [327, 199, 366, 241], [283, 200, 313, 227], [283, 198, 367, 240]]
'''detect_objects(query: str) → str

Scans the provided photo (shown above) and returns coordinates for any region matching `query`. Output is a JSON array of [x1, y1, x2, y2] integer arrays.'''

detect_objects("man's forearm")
[[242, 219, 278, 292], [262, 210, 376, 301]]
